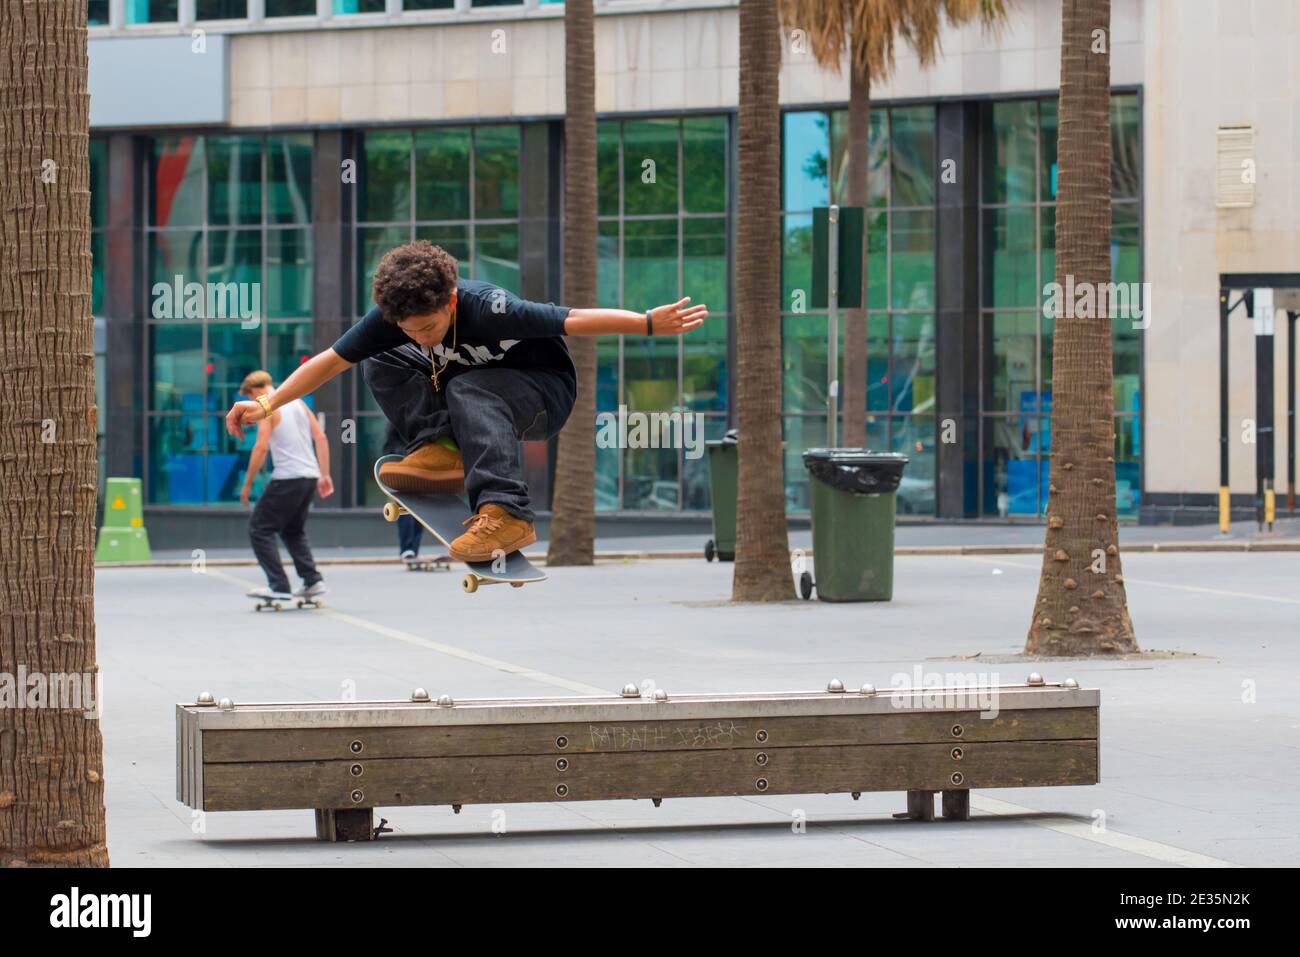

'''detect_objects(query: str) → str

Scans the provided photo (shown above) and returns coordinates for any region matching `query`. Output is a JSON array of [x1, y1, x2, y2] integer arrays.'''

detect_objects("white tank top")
[[269, 399, 320, 481]]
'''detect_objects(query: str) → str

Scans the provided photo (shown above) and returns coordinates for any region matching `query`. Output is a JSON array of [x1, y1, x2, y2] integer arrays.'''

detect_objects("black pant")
[[249, 477, 322, 593], [363, 345, 574, 522]]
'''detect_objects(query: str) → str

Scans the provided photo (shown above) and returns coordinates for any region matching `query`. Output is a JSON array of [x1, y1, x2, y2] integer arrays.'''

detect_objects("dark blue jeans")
[[363, 344, 574, 522]]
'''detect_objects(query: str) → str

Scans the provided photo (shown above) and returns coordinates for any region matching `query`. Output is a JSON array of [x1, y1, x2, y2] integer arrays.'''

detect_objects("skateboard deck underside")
[[374, 456, 545, 585]]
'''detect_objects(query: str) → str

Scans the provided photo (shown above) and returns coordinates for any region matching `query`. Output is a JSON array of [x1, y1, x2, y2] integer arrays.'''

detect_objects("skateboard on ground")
[[373, 455, 547, 593], [404, 553, 451, 573], [253, 595, 324, 612]]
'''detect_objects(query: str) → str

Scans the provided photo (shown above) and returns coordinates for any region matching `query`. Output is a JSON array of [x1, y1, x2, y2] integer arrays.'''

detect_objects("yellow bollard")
[[1218, 486, 1230, 534]]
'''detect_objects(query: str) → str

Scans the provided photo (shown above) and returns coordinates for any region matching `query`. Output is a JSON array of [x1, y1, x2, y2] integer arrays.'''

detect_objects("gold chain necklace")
[[428, 305, 457, 392]]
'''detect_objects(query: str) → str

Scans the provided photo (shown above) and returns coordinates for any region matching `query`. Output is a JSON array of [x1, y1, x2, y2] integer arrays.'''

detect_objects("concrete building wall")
[[224, 0, 1144, 127], [1141, 0, 1300, 498]]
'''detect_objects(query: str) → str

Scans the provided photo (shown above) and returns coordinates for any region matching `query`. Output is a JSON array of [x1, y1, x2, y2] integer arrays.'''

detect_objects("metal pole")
[[1289, 310, 1296, 513], [827, 205, 839, 447], [1219, 287, 1230, 533]]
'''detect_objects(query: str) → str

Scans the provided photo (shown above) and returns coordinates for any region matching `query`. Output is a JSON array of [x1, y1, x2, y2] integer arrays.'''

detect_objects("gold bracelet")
[[255, 394, 273, 419]]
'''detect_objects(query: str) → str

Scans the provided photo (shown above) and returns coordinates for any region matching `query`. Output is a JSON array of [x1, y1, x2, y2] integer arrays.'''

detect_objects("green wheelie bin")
[[703, 429, 739, 561], [800, 449, 908, 601]]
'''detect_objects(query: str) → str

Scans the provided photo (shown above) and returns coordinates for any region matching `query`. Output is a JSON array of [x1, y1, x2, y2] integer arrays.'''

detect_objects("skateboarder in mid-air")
[[237, 371, 334, 603], [225, 241, 706, 563]]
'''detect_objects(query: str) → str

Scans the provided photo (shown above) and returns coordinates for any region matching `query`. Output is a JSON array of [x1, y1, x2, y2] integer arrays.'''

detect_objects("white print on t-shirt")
[[432, 339, 520, 367]]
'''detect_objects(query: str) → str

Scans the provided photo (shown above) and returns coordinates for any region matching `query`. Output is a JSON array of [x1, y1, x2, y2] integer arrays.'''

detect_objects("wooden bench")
[[176, 676, 1099, 841]]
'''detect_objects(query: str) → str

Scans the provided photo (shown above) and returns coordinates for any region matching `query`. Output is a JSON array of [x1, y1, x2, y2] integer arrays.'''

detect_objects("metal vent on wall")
[[1216, 125, 1255, 208]]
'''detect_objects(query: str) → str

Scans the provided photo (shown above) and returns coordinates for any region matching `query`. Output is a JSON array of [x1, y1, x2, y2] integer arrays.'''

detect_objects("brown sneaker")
[[379, 441, 464, 494], [449, 503, 536, 563]]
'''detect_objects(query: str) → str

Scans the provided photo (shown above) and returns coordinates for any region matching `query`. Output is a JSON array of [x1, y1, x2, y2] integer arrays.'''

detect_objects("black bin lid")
[[801, 448, 909, 467], [801, 448, 909, 494]]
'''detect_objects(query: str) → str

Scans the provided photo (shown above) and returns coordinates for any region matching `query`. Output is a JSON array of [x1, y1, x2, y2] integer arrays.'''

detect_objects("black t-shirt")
[[333, 279, 576, 401]]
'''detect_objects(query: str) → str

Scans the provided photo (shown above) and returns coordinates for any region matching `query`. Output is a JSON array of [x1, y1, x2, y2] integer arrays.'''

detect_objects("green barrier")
[[704, 435, 738, 561], [96, 477, 151, 562]]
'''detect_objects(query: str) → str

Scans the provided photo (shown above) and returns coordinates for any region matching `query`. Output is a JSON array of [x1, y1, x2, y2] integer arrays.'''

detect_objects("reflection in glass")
[[623, 119, 679, 215], [150, 325, 204, 413], [984, 100, 1037, 204], [151, 137, 205, 228], [891, 210, 934, 309], [265, 228, 312, 318], [475, 126, 520, 219], [359, 130, 412, 223], [475, 223, 520, 292], [208, 135, 261, 227], [890, 107, 935, 207], [416, 127, 471, 221], [682, 116, 726, 214], [783, 111, 830, 211], [624, 218, 677, 307], [984, 206, 1037, 308], [149, 416, 206, 504], [267, 134, 313, 225], [829, 108, 888, 207], [356, 226, 408, 313]]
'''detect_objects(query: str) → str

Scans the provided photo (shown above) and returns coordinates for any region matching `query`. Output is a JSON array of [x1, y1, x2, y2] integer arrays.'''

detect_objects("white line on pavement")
[[201, 566, 1241, 865], [964, 556, 1300, 604], [202, 567, 608, 695], [970, 795, 1241, 867]]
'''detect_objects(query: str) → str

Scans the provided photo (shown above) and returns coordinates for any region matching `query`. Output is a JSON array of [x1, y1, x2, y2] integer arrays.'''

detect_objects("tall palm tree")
[[547, 0, 599, 566], [0, 0, 108, 866], [777, 0, 1008, 446], [1026, 0, 1137, 654], [733, 0, 793, 601]]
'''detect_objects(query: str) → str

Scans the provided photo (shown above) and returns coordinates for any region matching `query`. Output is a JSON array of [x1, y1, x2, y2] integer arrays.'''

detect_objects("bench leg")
[[315, 808, 375, 842], [941, 790, 971, 821], [893, 789, 936, 821]]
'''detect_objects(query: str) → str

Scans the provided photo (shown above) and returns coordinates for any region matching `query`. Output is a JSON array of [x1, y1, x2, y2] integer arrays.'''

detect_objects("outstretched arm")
[[225, 349, 353, 440], [563, 297, 708, 337]]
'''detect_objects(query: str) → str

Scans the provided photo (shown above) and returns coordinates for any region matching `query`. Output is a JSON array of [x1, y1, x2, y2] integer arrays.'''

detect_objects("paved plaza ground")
[[95, 542, 1300, 868]]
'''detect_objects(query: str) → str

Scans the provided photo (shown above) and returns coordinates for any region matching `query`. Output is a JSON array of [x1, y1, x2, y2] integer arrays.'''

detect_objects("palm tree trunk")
[[1025, 0, 1137, 654], [0, 0, 109, 866], [841, 65, 869, 448], [732, 0, 792, 601], [547, 0, 598, 566]]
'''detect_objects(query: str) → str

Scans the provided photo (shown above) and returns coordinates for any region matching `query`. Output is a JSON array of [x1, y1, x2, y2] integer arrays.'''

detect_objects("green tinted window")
[[623, 218, 677, 307], [597, 122, 621, 216], [474, 126, 520, 219], [267, 134, 313, 225], [359, 130, 412, 223], [890, 107, 934, 207], [208, 136, 262, 226], [984, 101, 1037, 204], [682, 116, 726, 213], [265, 228, 313, 318], [623, 119, 679, 215], [416, 127, 471, 221]]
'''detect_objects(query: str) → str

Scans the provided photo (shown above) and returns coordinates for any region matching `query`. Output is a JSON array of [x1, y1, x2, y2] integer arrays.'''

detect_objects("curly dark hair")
[[372, 241, 459, 323]]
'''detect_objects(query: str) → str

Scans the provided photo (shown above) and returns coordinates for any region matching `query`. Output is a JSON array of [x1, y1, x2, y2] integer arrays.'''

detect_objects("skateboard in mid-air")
[[373, 455, 546, 593]]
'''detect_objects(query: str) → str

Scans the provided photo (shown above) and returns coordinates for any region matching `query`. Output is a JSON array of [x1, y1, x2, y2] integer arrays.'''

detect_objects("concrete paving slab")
[[93, 551, 1300, 866]]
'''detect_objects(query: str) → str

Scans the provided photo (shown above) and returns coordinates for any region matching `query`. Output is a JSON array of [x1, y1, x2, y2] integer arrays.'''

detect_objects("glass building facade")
[[351, 124, 525, 505], [115, 92, 1140, 519], [144, 132, 315, 504]]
